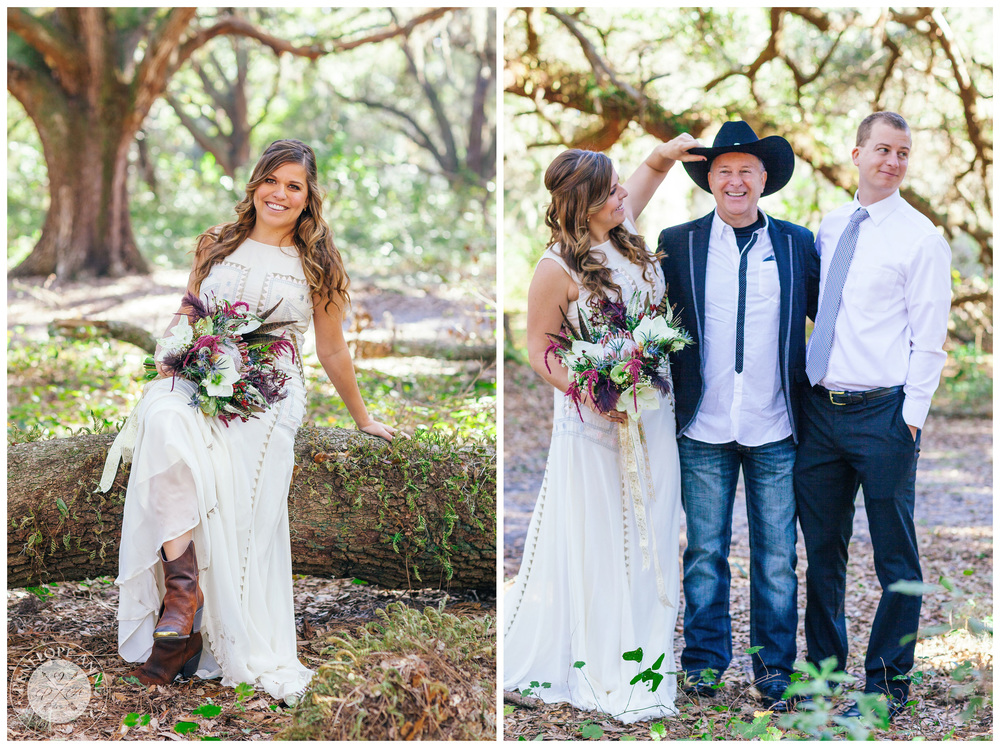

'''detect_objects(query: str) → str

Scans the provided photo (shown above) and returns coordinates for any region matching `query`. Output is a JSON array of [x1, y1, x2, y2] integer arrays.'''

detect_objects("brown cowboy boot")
[[127, 632, 203, 685], [154, 540, 204, 639]]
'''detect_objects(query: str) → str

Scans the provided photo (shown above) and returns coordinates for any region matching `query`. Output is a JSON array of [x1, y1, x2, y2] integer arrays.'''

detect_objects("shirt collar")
[[710, 208, 770, 240], [852, 190, 903, 226]]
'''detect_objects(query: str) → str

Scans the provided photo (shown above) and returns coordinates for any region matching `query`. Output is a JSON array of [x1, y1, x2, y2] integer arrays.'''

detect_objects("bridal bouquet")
[[145, 293, 295, 424], [544, 292, 692, 421]]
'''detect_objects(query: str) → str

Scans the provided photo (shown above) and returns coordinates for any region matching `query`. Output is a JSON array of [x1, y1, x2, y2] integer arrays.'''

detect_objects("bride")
[[504, 135, 703, 723], [103, 139, 394, 704]]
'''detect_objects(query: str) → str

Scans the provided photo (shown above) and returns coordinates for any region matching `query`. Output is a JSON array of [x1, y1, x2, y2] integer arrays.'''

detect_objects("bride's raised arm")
[[622, 133, 705, 224]]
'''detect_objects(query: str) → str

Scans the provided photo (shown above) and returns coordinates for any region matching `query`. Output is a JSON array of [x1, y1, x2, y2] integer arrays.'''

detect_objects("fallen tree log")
[[8, 427, 495, 591]]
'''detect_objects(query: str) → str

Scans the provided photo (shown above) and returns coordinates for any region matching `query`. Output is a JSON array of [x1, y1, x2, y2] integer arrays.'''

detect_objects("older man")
[[795, 112, 951, 720], [658, 121, 818, 710]]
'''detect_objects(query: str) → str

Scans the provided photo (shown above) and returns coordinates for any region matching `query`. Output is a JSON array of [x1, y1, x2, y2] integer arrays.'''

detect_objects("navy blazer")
[[658, 211, 820, 443]]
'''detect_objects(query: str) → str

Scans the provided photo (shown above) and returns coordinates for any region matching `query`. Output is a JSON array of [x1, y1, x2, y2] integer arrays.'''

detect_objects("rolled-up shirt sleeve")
[[902, 233, 952, 428]]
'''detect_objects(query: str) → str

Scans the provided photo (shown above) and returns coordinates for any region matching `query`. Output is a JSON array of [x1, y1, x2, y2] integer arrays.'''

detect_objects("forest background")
[[8, 7, 496, 741], [502, 6, 992, 741]]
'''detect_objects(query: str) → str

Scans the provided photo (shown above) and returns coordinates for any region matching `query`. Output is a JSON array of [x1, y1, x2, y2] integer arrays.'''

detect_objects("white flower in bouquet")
[[204, 353, 241, 397], [568, 339, 605, 368], [156, 316, 193, 359], [633, 315, 680, 346], [617, 381, 661, 420], [230, 317, 261, 336]]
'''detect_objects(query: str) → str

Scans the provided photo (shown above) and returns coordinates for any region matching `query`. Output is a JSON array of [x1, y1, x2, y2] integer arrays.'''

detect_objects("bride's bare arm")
[[526, 259, 624, 423], [527, 259, 577, 393], [312, 293, 395, 441]]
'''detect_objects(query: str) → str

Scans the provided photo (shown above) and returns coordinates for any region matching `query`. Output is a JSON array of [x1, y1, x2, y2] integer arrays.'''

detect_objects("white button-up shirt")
[[811, 190, 951, 428], [686, 210, 792, 447]]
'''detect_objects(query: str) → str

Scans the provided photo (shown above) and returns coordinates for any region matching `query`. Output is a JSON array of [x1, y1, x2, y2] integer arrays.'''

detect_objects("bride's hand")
[[358, 421, 398, 441], [581, 393, 627, 425], [653, 133, 706, 164]]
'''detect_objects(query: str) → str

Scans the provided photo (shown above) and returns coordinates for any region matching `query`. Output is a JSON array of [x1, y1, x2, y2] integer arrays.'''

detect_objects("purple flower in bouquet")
[[146, 293, 296, 425], [545, 291, 693, 421]]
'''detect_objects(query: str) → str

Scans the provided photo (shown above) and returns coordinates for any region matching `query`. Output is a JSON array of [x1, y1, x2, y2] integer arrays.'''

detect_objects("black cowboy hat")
[[683, 120, 795, 196]]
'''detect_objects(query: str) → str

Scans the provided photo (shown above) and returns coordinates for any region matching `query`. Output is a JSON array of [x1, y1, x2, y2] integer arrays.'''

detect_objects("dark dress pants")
[[794, 387, 921, 701]]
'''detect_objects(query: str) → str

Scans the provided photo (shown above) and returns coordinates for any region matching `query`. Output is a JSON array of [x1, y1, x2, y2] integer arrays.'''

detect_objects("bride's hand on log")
[[358, 420, 397, 441]]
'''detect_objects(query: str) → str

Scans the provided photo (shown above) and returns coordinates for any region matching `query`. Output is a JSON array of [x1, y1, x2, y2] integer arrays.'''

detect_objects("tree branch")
[[6, 8, 85, 91], [925, 8, 992, 174], [547, 8, 644, 102], [132, 8, 200, 125]]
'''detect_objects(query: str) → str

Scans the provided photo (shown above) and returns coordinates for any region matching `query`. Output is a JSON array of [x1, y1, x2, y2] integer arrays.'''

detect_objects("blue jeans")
[[678, 435, 798, 692]]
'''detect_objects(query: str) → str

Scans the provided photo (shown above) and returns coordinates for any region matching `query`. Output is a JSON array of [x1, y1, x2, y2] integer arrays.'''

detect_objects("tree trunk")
[[8, 10, 150, 280], [8, 427, 495, 591]]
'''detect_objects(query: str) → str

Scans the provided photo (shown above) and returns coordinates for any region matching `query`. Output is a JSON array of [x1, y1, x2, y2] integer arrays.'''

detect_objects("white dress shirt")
[[687, 210, 792, 447], [811, 190, 951, 428]]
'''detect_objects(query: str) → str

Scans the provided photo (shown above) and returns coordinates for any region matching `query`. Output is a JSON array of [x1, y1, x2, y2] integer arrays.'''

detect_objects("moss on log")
[[7, 428, 495, 591]]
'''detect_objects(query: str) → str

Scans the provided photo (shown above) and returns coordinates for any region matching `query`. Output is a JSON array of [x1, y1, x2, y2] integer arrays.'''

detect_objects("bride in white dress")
[[106, 140, 394, 703], [504, 136, 704, 723]]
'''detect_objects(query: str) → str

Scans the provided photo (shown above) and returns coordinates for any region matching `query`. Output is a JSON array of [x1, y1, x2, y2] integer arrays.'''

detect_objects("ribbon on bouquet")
[[618, 416, 674, 609]]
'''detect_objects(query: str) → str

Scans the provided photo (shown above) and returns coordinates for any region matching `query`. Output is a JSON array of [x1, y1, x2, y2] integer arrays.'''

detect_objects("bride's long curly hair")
[[191, 139, 349, 312], [543, 149, 659, 301]]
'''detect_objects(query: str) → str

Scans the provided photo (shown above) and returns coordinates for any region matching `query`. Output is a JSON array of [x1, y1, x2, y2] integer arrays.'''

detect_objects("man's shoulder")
[[894, 194, 940, 235], [767, 215, 813, 242], [658, 211, 713, 242], [818, 201, 855, 230], [658, 211, 715, 251]]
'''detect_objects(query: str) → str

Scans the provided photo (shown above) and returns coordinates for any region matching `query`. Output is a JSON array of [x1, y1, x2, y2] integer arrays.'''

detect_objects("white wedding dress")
[[504, 227, 682, 723], [114, 239, 315, 702]]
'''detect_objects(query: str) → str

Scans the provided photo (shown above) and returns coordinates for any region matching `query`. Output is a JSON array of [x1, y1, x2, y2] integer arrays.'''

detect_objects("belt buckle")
[[828, 390, 846, 406]]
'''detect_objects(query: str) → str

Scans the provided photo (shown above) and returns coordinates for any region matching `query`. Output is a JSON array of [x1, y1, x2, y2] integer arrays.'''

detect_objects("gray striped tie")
[[806, 207, 869, 386]]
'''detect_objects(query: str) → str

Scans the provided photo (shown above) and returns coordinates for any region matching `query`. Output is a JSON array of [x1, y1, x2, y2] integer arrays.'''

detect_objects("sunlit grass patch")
[[7, 330, 145, 442], [305, 361, 495, 444], [8, 329, 496, 446]]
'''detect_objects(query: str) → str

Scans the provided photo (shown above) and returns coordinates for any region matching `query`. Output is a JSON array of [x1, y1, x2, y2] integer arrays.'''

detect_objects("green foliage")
[[9, 8, 496, 282], [7, 330, 145, 442], [191, 703, 222, 719], [579, 721, 603, 739], [938, 341, 993, 415], [521, 680, 550, 698], [306, 363, 495, 444], [8, 327, 494, 446], [25, 584, 55, 600], [122, 712, 151, 728], [730, 711, 782, 740]]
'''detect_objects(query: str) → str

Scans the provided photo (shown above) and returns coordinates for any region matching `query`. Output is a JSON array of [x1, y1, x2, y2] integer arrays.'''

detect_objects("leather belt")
[[813, 384, 902, 406]]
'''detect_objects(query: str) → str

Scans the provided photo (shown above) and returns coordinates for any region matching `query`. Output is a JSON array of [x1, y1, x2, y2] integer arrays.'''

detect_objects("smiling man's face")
[[707, 152, 767, 228]]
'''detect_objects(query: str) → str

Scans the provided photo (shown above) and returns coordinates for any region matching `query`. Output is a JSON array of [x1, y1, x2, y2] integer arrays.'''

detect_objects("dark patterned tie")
[[806, 207, 870, 386], [734, 232, 759, 374]]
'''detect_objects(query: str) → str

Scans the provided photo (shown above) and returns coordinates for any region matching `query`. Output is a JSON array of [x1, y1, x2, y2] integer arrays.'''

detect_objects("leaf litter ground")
[[503, 361, 992, 740], [8, 578, 495, 740]]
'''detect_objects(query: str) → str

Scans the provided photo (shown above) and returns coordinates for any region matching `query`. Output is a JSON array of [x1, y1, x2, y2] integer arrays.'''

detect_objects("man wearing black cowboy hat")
[[658, 121, 819, 711]]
